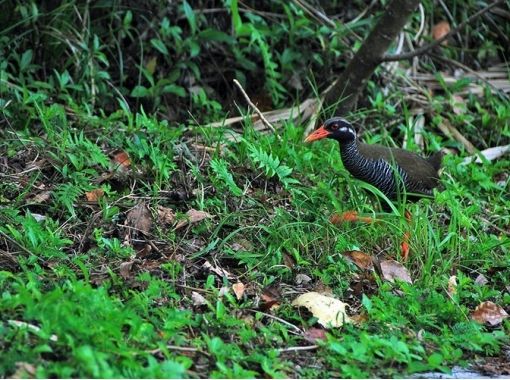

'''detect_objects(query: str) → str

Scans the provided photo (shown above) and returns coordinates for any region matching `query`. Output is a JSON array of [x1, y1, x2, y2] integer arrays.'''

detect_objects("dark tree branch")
[[323, 0, 421, 115], [382, 0, 505, 62]]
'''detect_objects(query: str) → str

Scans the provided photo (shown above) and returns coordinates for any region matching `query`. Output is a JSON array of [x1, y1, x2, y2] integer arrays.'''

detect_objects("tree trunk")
[[324, 0, 421, 115]]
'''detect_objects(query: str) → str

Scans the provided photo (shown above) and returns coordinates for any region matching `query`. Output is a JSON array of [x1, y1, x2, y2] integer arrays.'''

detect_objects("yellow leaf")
[[292, 292, 351, 328]]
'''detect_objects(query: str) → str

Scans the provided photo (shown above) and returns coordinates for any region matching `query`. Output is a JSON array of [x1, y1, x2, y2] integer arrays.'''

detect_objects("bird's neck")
[[339, 139, 363, 165]]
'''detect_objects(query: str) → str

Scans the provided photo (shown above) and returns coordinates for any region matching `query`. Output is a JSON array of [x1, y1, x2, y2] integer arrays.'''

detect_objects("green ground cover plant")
[[1, 0, 509, 378]]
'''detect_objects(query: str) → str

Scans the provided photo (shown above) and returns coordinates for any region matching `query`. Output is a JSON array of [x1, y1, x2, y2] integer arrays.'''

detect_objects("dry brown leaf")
[[112, 151, 131, 168], [432, 20, 450, 45], [85, 188, 104, 202], [191, 291, 207, 306], [350, 313, 368, 325], [447, 275, 457, 297], [32, 191, 51, 204], [175, 209, 213, 229], [157, 205, 176, 225], [303, 327, 327, 343], [125, 203, 152, 235], [119, 261, 135, 279], [232, 282, 245, 300], [380, 259, 413, 284], [282, 252, 296, 270], [471, 301, 508, 326], [343, 251, 374, 270], [260, 285, 281, 311], [292, 292, 351, 328], [202, 260, 233, 279]]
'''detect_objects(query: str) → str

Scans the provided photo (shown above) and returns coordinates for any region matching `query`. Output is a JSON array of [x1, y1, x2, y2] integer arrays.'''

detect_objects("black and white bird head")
[[305, 117, 357, 144]]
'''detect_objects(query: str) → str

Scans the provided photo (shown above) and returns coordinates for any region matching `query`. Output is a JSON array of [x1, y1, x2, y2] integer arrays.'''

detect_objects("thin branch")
[[277, 344, 319, 353], [248, 309, 303, 334], [232, 79, 280, 139], [382, 0, 504, 62]]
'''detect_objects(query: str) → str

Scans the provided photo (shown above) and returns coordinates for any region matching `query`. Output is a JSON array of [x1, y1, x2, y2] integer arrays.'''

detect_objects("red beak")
[[304, 125, 330, 142]]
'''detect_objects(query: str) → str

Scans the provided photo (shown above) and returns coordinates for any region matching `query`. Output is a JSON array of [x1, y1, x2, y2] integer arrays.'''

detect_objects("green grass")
[[1, 0, 510, 378], [1, 93, 509, 377]]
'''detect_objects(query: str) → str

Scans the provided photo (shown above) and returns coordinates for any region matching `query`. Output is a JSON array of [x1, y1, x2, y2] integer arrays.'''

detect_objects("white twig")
[[277, 344, 319, 353], [233, 79, 280, 139]]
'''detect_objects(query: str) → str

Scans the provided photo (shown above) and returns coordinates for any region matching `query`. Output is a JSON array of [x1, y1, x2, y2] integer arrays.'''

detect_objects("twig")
[[232, 79, 280, 139], [293, 0, 336, 28], [382, 0, 504, 62], [247, 309, 303, 334], [429, 53, 508, 97], [277, 344, 319, 353], [147, 345, 210, 357]]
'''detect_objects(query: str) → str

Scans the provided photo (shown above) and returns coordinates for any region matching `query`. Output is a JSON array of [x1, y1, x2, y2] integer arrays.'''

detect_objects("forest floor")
[[1, 1, 510, 378]]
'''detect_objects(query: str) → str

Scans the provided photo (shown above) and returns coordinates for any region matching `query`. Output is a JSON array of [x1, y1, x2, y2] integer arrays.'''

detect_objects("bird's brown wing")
[[358, 143, 440, 191]]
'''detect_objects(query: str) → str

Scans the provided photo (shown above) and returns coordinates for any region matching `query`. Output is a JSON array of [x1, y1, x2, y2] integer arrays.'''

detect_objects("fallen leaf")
[[474, 273, 489, 286], [112, 151, 131, 168], [447, 275, 457, 296], [260, 285, 281, 311], [432, 20, 450, 45], [125, 203, 152, 235], [230, 238, 253, 252], [30, 213, 46, 222], [191, 291, 207, 306], [175, 209, 213, 229], [282, 252, 296, 270], [303, 327, 327, 343], [292, 291, 351, 328], [157, 205, 176, 225], [85, 188, 104, 202], [343, 251, 374, 270], [451, 95, 466, 115], [350, 313, 368, 325], [232, 282, 245, 300], [471, 301, 508, 326], [11, 362, 36, 379], [295, 273, 312, 285], [31, 191, 51, 204], [202, 260, 233, 279], [380, 259, 413, 284], [218, 286, 229, 297], [119, 261, 135, 279]]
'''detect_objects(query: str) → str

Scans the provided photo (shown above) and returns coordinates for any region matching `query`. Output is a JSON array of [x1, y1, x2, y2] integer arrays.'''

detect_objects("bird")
[[305, 117, 443, 204], [305, 117, 444, 259]]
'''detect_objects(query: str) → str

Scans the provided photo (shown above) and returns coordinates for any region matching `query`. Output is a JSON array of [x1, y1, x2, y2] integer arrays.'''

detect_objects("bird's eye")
[[330, 124, 339, 130]]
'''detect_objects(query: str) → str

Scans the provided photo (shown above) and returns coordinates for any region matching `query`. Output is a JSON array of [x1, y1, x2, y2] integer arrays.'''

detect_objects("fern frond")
[[211, 158, 243, 196]]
